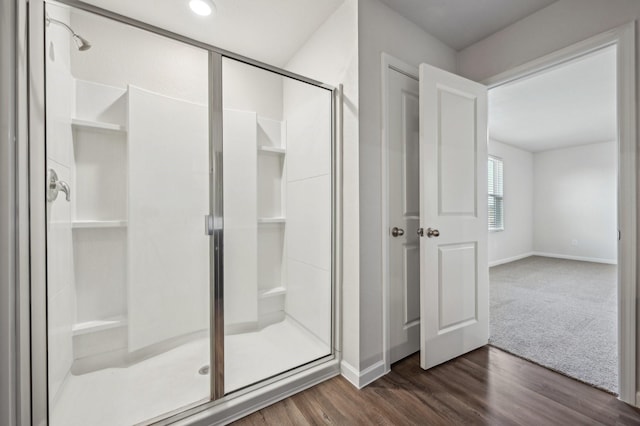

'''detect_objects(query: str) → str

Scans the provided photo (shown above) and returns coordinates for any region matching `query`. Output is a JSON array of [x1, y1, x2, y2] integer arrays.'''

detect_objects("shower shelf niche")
[[70, 80, 129, 372], [72, 219, 128, 229], [257, 217, 285, 224], [71, 118, 127, 133], [258, 146, 285, 155], [259, 286, 286, 299], [72, 316, 127, 336], [255, 115, 287, 328]]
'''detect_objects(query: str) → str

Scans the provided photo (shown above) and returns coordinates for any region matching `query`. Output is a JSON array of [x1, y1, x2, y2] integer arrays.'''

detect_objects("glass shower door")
[[44, 4, 212, 425], [220, 57, 333, 393], [43, 4, 336, 424]]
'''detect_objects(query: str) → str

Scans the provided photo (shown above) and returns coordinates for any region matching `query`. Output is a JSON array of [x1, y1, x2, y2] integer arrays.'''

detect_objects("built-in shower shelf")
[[257, 217, 286, 224], [72, 220, 128, 229], [72, 316, 127, 336], [72, 118, 127, 133], [257, 146, 286, 155], [259, 286, 286, 299]]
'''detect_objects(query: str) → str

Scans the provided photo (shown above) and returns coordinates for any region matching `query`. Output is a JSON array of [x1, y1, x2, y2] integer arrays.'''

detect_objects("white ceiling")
[[378, 0, 557, 50], [77, 0, 559, 65], [80, 0, 345, 66], [489, 46, 617, 153]]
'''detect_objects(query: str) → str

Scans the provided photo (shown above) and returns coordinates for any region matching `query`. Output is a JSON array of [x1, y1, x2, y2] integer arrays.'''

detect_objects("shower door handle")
[[205, 215, 214, 236]]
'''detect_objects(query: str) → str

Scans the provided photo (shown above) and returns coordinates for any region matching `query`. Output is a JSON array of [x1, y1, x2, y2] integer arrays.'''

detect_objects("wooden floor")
[[233, 346, 640, 425]]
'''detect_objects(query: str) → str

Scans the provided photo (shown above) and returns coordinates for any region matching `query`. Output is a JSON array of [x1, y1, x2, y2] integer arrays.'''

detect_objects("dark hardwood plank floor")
[[233, 346, 640, 425]]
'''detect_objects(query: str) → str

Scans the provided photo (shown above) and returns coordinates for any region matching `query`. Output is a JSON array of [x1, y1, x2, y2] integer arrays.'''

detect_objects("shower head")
[[72, 34, 91, 51], [46, 14, 92, 51]]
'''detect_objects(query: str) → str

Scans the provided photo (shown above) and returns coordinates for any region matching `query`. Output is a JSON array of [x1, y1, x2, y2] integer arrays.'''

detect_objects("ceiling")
[[378, 0, 557, 50], [80, 0, 345, 67], [77, 0, 559, 65], [489, 46, 617, 153]]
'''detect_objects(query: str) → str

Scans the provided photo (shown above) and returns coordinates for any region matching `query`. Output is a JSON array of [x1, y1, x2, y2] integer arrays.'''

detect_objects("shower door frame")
[[28, 0, 342, 424]]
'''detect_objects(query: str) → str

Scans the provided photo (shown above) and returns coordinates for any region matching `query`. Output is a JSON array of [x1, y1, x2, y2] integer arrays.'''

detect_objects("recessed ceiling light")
[[189, 0, 215, 16]]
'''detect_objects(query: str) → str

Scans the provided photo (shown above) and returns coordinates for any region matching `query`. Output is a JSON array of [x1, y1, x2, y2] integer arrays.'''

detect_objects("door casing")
[[381, 22, 637, 406]]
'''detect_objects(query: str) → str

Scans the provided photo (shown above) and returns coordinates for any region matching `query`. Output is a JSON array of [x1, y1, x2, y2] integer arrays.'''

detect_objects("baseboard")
[[489, 252, 534, 267], [340, 359, 386, 389], [532, 252, 617, 265]]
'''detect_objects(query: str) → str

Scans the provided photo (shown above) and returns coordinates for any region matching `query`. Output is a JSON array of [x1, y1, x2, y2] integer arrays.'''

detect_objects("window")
[[488, 156, 504, 231]]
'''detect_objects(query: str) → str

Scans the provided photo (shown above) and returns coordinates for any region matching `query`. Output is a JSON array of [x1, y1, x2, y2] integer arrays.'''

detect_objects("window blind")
[[488, 156, 503, 230]]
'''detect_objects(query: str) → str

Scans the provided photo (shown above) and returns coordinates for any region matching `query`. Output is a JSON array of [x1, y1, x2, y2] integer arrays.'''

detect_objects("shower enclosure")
[[39, 2, 337, 425]]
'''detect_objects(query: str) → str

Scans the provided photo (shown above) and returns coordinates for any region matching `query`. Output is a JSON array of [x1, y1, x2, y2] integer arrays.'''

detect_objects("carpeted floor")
[[489, 255, 617, 393]]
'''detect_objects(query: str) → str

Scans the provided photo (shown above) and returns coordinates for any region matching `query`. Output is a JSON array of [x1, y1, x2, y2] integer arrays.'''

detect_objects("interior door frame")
[[381, 53, 419, 374], [483, 22, 637, 405]]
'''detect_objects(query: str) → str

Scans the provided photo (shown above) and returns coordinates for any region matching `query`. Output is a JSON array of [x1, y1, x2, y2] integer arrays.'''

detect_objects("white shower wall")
[[283, 81, 332, 346], [46, 4, 77, 403], [127, 86, 210, 351], [223, 109, 259, 330]]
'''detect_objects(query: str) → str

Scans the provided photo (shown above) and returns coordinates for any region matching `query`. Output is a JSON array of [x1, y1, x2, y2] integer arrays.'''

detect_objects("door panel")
[[437, 89, 478, 216], [419, 64, 488, 370], [404, 244, 421, 325], [438, 243, 477, 331], [388, 68, 421, 363]]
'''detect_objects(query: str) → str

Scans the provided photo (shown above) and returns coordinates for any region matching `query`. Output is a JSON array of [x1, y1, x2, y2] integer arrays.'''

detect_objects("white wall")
[[488, 140, 617, 265], [533, 141, 617, 263], [357, 0, 457, 372], [283, 0, 361, 370], [70, 10, 208, 105], [457, 0, 640, 84], [488, 140, 533, 266]]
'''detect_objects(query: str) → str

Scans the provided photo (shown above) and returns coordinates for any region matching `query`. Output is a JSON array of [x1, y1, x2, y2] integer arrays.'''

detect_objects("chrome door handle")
[[47, 168, 71, 202], [418, 227, 440, 238], [204, 215, 214, 236], [391, 227, 405, 237]]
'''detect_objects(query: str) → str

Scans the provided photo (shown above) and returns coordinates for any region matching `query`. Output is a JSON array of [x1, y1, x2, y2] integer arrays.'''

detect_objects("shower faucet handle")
[[47, 168, 71, 202]]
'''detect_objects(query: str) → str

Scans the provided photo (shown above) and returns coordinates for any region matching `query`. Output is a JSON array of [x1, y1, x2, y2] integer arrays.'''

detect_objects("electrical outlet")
[[571, 239, 578, 246]]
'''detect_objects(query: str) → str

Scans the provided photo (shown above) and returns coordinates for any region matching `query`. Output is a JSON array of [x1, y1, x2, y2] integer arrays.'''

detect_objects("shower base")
[[50, 317, 329, 426]]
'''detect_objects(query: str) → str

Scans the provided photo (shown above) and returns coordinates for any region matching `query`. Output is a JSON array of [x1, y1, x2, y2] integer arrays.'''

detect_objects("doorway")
[[487, 45, 618, 393]]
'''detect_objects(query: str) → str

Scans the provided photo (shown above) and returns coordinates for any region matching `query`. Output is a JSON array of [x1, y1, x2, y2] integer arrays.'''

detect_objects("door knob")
[[391, 227, 405, 237], [418, 227, 440, 238], [426, 228, 440, 238]]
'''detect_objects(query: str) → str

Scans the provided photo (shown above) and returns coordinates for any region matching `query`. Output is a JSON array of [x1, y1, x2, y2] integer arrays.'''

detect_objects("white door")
[[388, 68, 421, 363], [418, 64, 489, 369]]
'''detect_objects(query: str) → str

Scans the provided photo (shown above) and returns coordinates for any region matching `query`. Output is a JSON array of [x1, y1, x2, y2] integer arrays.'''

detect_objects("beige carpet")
[[489, 256, 617, 393]]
